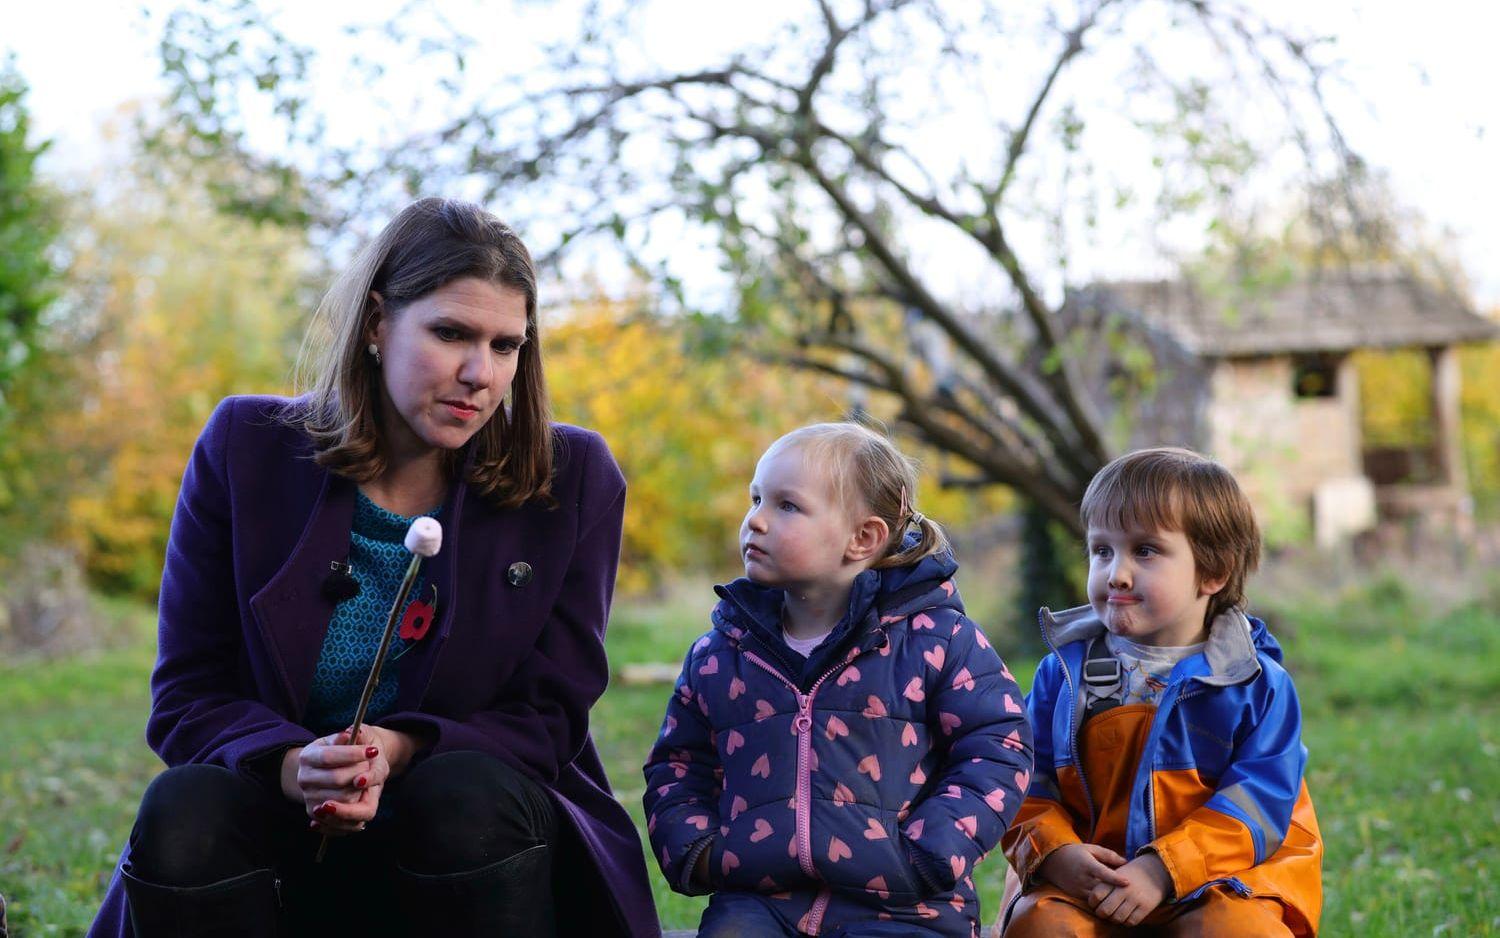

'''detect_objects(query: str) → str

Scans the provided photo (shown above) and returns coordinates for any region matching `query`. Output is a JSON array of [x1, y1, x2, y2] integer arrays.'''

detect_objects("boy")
[[996, 447, 1322, 936]]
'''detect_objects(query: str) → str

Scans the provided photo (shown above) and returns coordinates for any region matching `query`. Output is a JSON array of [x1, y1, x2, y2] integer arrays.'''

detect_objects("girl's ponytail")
[[873, 511, 950, 570]]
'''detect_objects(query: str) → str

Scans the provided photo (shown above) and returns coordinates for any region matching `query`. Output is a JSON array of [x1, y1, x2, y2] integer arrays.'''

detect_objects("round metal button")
[[506, 561, 533, 587]]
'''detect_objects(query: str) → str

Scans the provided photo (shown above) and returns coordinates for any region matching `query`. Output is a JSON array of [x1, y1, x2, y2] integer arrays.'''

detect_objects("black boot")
[[121, 865, 280, 937], [396, 843, 555, 937]]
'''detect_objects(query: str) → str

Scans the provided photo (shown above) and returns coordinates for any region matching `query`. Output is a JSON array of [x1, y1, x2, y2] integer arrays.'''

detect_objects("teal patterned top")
[[304, 490, 439, 736]]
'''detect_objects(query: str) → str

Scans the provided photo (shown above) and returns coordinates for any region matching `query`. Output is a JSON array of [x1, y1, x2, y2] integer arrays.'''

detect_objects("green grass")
[[1, 571, 1497, 935]]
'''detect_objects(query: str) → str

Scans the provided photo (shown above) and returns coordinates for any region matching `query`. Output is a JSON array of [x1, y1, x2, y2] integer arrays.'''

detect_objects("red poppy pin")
[[399, 585, 437, 641]]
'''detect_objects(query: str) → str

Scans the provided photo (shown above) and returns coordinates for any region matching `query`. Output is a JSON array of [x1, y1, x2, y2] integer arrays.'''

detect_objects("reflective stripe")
[[1219, 782, 1284, 861]]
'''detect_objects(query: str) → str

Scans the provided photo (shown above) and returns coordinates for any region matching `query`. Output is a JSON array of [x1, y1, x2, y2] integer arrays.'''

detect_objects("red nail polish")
[[315, 802, 336, 817], [365, 747, 379, 759], [355, 775, 368, 788]]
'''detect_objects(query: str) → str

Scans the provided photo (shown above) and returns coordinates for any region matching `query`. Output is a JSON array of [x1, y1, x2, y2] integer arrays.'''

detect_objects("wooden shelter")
[[1064, 273, 1498, 546]]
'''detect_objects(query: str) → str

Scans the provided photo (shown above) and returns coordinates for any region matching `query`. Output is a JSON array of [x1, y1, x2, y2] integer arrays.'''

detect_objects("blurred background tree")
[[0, 59, 64, 556], [145, 0, 1383, 544]]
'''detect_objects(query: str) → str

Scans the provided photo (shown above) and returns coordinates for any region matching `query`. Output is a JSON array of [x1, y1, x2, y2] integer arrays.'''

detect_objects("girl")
[[644, 423, 1034, 937], [89, 199, 657, 937]]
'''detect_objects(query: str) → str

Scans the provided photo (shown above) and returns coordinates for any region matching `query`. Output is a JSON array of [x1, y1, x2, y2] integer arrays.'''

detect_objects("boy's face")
[[740, 445, 860, 591], [1086, 520, 1226, 647]]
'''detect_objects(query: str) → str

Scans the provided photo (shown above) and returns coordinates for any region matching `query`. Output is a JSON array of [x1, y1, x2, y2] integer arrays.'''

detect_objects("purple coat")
[[89, 395, 660, 937]]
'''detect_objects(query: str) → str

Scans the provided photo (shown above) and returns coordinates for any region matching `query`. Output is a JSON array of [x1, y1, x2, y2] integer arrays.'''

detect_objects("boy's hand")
[[1090, 852, 1172, 925], [1036, 843, 1131, 899]]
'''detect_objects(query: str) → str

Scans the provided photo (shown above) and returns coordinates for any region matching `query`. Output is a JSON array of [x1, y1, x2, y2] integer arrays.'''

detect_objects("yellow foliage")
[[1355, 336, 1500, 512], [50, 169, 309, 597]]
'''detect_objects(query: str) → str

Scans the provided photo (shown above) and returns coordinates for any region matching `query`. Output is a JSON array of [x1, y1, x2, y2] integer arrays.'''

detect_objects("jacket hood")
[[1040, 603, 1276, 686], [711, 536, 964, 651]]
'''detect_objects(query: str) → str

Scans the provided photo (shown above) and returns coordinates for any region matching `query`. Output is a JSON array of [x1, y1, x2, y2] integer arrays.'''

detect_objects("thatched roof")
[[1068, 274, 1498, 357]]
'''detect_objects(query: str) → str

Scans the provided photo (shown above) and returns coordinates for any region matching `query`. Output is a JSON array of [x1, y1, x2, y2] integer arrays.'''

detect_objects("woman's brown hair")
[[289, 197, 553, 507]]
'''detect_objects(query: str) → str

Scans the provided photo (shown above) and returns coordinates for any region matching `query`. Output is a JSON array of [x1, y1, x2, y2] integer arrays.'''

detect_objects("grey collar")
[[1040, 604, 1262, 686]]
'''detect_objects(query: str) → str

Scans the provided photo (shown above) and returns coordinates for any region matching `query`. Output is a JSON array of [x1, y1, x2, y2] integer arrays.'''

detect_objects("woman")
[[88, 199, 659, 937]]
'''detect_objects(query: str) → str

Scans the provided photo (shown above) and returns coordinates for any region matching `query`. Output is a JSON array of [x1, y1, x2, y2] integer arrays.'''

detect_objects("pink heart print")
[[725, 730, 745, 754], [837, 666, 861, 687], [912, 613, 936, 630], [923, 645, 946, 670], [1002, 730, 1025, 751], [731, 795, 748, 819], [857, 754, 882, 781], [825, 715, 850, 740], [955, 815, 978, 838], [864, 818, 888, 840], [939, 711, 962, 735], [833, 783, 855, 807], [827, 836, 852, 863], [1004, 694, 1022, 713], [729, 677, 746, 699], [903, 678, 925, 702], [722, 850, 740, 874], [862, 695, 888, 719], [951, 667, 975, 691], [698, 655, 718, 675], [867, 875, 891, 900], [750, 819, 775, 842], [751, 754, 771, 777], [755, 699, 776, 721], [901, 723, 919, 747]]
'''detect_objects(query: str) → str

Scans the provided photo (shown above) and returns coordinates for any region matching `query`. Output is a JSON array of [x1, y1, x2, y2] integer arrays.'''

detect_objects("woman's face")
[[367, 276, 530, 458]]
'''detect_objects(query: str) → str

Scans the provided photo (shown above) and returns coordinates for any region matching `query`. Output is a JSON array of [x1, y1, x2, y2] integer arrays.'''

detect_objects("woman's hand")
[[279, 725, 427, 836], [279, 730, 385, 836]]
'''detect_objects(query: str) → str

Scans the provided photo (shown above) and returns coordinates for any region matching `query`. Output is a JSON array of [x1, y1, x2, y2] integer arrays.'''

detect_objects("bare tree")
[[155, 0, 1364, 534]]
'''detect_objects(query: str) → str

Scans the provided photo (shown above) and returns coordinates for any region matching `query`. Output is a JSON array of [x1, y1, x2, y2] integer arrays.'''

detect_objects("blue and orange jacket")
[[644, 551, 1034, 937], [1001, 605, 1322, 935]]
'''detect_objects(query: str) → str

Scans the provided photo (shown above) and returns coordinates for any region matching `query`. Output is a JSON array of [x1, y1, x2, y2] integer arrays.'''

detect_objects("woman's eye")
[[493, 340, 520, 354], [435, 326, 461, 341], [1136, 546, 1157, 558], [1091, 546, 1111, 559]]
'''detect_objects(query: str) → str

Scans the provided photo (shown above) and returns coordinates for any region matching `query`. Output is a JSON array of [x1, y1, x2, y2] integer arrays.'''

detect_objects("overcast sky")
[[7, 0, 1498, 308]]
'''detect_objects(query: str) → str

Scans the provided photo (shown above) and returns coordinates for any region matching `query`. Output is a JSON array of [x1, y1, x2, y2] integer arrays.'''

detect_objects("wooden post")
[[1428, 345, 1467, 493]]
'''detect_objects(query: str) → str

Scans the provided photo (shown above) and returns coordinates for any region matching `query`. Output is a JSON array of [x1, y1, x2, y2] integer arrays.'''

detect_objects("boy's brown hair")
[[1080, 447, 1261, 622]]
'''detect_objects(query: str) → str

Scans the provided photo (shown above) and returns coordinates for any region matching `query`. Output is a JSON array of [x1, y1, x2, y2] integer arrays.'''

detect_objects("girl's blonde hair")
[[768, 423, 949, 569], [287, 198, 553, 508]]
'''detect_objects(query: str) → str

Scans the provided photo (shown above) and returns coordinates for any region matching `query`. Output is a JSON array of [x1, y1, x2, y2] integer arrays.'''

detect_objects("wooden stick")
[[314, 551, 422, 863]]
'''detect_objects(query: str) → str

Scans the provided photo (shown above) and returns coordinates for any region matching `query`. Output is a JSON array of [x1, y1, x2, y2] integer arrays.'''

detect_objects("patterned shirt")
[[1105, 633, 1206, 706], [303, 491, 438, 736]]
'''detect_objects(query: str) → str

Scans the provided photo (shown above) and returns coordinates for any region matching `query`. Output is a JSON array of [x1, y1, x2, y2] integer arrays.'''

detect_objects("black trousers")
[[126, 750, 590, 935]]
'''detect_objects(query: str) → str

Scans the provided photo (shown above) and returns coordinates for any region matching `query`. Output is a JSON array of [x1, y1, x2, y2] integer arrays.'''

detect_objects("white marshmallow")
[[403, 517, 443, 557]]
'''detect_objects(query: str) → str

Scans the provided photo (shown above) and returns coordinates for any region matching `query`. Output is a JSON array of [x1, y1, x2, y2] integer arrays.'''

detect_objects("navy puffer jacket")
[[643, 551, 1034, 937]]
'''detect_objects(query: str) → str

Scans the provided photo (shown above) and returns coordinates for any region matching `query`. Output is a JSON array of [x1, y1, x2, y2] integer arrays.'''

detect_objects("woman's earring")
[[367, 343, 381, 365]]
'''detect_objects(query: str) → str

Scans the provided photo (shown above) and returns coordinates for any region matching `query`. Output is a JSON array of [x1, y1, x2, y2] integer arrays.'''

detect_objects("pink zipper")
[[743, 650, 852, 936]]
